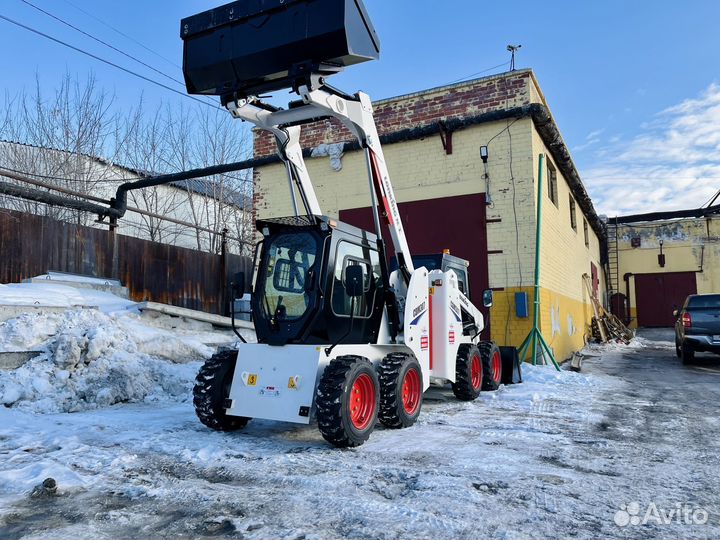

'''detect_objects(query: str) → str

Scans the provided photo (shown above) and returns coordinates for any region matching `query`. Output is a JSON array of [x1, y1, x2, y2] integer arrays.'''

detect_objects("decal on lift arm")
[[449, 301, 462, 322], [410, 301, 427, 326]]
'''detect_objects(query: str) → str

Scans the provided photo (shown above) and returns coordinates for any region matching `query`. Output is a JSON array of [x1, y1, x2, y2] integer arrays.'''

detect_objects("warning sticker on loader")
[[260, 386, 280, 397], [247, 374, 258, 386], [288, 377, 298, 389]]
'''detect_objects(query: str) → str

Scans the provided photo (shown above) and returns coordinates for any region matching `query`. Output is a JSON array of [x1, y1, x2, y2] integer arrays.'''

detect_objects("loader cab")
[[251, 216, 386, 346], [391, 252, 471, 299]]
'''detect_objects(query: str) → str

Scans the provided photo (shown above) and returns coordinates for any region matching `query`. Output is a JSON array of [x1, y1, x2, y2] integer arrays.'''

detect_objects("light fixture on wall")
[[479, 146, 492, 206], [658, 239, 666, 267]]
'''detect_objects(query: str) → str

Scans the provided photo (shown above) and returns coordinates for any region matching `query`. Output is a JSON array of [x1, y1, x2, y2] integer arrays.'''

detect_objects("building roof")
[[0, 139, 248, 208], [610, 203, 720, 225]]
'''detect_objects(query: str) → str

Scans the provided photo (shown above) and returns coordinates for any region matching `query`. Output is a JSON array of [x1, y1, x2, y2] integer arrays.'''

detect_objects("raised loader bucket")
[[180, 0, 380, 97]]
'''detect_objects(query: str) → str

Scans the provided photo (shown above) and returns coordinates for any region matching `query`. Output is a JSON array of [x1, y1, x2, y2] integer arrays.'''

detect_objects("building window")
[[569, 195, 577, 231], [547, 160, 558, 207], [583, 219, 589, 247]]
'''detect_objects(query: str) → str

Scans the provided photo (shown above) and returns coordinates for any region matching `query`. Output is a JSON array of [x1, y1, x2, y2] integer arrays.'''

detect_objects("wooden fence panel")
[[0, 209, 251, 315]]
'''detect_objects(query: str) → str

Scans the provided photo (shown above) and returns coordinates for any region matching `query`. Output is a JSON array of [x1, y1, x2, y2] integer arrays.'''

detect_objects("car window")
[[687, 295, 720, 309]]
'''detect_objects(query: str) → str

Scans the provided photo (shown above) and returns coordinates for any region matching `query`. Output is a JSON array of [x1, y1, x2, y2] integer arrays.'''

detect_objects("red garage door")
[[635, 272, 697, 327], [339, 193, 489, 304]]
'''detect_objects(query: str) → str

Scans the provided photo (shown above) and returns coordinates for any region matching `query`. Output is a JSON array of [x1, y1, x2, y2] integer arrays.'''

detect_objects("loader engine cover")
[[180, 0, 381, 96]]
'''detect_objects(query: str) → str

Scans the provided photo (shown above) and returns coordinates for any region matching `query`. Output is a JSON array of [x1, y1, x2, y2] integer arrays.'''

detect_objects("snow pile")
[[581, 328, 675, 355], [0, 308, 215, 413], [0, 282, 134, 311]]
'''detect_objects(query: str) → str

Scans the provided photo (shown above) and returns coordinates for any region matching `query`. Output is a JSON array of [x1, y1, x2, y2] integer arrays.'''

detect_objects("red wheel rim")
[[401, 367, 421, 415], [491, 350, 502, 383], [349, 373, 375, 430], [471, 353, 482, 389]]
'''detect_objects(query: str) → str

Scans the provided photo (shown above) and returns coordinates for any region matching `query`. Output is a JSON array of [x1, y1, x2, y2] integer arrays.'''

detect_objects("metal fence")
[[0, 208, 252, 315]]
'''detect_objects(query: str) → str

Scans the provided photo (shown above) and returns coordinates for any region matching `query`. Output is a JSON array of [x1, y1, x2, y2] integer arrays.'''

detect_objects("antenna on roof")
[[507, 44, 522, 71]]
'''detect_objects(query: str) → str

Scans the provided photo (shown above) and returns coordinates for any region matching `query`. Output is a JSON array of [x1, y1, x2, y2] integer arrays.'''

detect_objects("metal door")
[[634, 272, 697, 327]]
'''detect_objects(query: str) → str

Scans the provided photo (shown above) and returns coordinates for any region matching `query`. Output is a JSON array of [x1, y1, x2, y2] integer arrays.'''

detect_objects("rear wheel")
[[377, 352, 423, 429], [681, 342, 695, 365], [316, 355, 379, 447], [480, 341, 503, 391], [452, 344, 482, 401], [193, 350, 250, 432]]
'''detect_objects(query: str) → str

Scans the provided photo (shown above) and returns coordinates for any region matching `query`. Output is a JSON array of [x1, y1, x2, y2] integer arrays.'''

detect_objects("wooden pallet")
[[583, 274, 634, 344]]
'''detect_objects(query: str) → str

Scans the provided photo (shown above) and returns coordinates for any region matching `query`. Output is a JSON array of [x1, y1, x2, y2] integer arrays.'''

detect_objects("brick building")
[[607, 205, 720, 328], [252, 69, 605, 362]]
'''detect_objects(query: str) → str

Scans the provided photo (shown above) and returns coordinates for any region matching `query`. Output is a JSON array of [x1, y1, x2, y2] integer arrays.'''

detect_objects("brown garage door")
[[339, 193, 489, 303], [635, 272, 697, 327]]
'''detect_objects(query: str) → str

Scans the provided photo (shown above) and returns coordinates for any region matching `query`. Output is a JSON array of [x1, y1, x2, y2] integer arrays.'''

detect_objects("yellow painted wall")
[[255, 119, 540, 293], [612, 217, 720, 327], [524, 131, 605, 361]]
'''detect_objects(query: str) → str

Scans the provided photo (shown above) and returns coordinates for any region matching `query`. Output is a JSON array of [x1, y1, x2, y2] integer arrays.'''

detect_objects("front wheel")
[[452, 344, 482, 401], [316, 355, 380, 448], [681, 342, 695, 365], [377, 352, 423, 429], [479, 341, 503, 391], [193, 350, 250, 432]]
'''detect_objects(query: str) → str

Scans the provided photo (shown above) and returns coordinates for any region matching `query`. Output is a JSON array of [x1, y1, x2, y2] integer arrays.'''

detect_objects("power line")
[[0, 13, 220, 111], [702, 188, 720, 208], [60, 0, 182, 70], [445, 61, 511, 86], [18, 0, 186, 88]]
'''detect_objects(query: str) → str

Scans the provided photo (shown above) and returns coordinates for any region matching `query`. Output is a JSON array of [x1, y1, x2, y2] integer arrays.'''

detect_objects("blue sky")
[[0, 0, 718, 216]]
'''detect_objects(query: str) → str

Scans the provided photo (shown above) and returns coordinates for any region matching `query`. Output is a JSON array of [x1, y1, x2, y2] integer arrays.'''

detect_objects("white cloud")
[[572, 128, 605, 152], [581, 83, 720, 216]]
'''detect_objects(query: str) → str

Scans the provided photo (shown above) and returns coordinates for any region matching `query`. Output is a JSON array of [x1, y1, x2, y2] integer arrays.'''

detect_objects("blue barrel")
[[181, 0, 380, 96]]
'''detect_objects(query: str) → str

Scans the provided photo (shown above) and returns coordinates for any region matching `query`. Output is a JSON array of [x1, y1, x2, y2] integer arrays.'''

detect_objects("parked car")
[[674, 294, 720, 364]]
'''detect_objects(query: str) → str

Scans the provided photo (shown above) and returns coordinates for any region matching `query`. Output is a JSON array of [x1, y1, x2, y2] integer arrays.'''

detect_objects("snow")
[[0, 363, 616, 539], [0, 282, 134, 311], [0, 283, 244, 413], [31, 271, 122, 286]]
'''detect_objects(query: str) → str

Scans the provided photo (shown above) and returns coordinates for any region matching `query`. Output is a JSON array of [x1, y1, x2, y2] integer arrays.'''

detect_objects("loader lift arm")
[[224, 73, 415, 286]]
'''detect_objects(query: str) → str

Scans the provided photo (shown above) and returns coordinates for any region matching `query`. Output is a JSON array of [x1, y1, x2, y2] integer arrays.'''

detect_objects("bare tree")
[[0, 72, 255, 253], [0, 73, 122, 225], [115, 101, 184, 244]]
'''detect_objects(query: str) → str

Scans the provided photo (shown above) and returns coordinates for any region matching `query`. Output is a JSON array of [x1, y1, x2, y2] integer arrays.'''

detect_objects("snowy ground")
[[1, 287, 719, 539]]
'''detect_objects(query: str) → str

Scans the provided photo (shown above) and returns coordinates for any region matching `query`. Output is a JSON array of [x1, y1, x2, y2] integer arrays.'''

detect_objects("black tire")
[[479, 341, 503, 391], [452, 343, 482, 401], [193, 349, 250, 432], [377, 352, 423, 429], [316, 355, 380, 448], [681, 342, 695, 365]]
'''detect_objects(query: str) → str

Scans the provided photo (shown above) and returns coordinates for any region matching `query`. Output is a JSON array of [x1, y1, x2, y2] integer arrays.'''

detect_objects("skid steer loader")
[[181, 0, 503, 447]]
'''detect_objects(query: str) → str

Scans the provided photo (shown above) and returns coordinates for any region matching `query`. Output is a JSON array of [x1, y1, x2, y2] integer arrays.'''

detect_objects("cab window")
[[331, 241, 380, 318]]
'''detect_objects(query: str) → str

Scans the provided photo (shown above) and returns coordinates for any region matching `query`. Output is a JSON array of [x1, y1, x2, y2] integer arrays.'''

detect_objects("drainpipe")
[[623, 272, 633, 325]]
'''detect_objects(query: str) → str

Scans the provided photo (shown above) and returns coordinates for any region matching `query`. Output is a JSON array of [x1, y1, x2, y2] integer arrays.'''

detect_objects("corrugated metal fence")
[[0, 209, 252, 315]]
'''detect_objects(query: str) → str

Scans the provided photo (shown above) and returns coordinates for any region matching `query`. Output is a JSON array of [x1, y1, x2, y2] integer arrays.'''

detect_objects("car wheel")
[[681, 343, 695, 365]]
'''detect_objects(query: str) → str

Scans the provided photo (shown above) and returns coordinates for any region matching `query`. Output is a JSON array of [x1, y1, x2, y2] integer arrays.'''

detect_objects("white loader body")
[[226, 267, 482, 425]]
